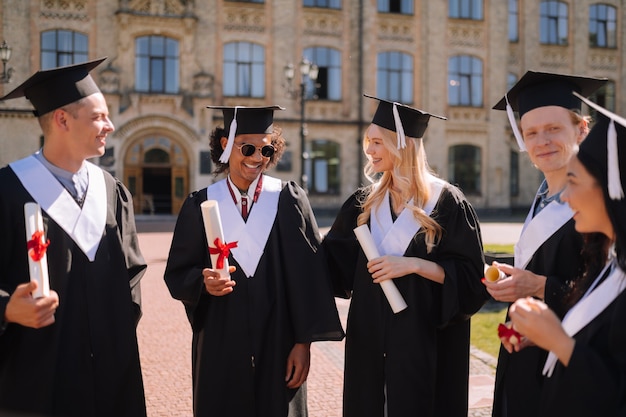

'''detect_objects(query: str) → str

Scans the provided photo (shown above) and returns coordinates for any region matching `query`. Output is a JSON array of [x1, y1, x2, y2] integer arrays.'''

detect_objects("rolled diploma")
[[353, 225, 408, 313], [200, 200, 231, 279], [484, 264, 506, 282], [24, 203, 50, 298]]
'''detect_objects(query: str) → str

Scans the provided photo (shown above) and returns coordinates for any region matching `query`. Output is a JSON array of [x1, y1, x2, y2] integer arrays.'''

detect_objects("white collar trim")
[[206, 176, 281, 277], [10, 155, 107, 262]]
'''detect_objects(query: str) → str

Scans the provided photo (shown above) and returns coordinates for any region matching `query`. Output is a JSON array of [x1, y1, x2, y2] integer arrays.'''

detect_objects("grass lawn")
[[471, 302, 508, 359], [484, 243, 514, 254]]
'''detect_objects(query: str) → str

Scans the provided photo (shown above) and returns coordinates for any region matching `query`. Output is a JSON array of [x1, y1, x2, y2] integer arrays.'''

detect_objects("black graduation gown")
[[492, 218, 583, 417], [164, 180, 344, 417], [539, 280, 626, 417], [323, 185, 488, 417], [0, 166, 147, 417]]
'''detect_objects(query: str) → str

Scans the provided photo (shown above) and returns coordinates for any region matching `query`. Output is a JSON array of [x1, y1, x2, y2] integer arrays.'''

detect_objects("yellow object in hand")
[[485, 265, 504, 282]]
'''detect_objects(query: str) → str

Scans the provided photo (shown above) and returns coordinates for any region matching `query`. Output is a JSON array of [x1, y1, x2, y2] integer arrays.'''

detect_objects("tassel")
[[505, 94, 526, 152], [392, 103, 406, 149], [219, 106, 240, 163], [607, 119, 624, 200]]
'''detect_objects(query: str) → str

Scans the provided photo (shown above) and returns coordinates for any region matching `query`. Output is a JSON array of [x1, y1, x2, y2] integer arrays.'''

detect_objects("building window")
[[223, 42, 265, 98], [306, 140, 341, 195], [588, 80, 616, 116], [448, 55, 483, 107], [589, 4, 617, 48], [448, 144, 481, 195], [378, 0, 413, 14], [304, 0, 341, 8], [449, 0, 483, 20], [135, 36, 180, 94], [540, 1, 568, 45], [509, 0, 519, 42], [507, 73, 518, 91], [303, 47, 341, 100], [510, 150, 519, 197], [41, 30, 88, 69], [376, 51, 413, 104]]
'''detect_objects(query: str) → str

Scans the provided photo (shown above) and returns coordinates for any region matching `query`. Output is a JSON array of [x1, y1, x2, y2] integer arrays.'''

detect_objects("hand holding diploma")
[[4, 282, 59, 328], [354, 225, 408, 313]]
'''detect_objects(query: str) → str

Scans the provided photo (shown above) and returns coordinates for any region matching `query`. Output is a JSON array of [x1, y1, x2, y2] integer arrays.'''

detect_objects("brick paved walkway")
[[136, 228, 496, 417]]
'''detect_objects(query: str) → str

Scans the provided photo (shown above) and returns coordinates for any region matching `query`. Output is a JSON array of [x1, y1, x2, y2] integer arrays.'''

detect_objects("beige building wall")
[[1, 0, 623, 215]]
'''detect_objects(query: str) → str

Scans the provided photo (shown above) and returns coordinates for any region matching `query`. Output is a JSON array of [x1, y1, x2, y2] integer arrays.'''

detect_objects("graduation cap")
[[493, 71, 607, 152], [0, 57, 106, 116], [207, 105, 285, 163], [365, 94, 447, 149], [573, 91, 626, 200]]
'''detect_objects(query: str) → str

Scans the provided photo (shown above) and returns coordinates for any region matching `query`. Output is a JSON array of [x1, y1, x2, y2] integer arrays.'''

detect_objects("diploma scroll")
[[484, 264, 506, 282], [353, 225, 408, 313], [24, 203, 50, 298], [201, 200, 232, 279]]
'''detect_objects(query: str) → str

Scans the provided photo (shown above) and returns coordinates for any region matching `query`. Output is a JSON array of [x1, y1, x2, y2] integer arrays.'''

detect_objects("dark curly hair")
[[208, 126, 286, 175]]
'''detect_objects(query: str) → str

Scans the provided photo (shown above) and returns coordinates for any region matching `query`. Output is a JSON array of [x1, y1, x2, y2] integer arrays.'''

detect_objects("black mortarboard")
[[574, 92, 626, 243], [364, 94, 446, 148], [574, 92, 626, 201], [0, 57, 106, 116], [493, 71, 607, 151], [207, 105, 285, 163]]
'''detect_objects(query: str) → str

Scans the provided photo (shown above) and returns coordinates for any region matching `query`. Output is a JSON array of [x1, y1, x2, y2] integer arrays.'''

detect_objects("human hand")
[[4, 281, 59, 328], [509, 297, 574, 364], [497, 321, 534, 353], [482, 262, 546, 302], [368, 255, 415, 282], [203, 266, 236, 296], [285, 342, 311, 389]]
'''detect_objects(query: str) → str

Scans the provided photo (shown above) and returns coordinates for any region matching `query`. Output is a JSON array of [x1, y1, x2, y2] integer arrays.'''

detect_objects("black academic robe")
[[0, 166, 147, 417], [539, 279, 626, 417], [164, 180, 344, 417], [323, 185, 488, 417], [492, 218, 583, 417]]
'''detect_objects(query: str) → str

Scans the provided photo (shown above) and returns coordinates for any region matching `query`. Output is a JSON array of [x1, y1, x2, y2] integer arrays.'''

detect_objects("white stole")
[[514, 198, 573, 269], [205, 176, 281, 278], [10, 155, 107, 262], [542, 261, 626, 377], [371, 177, 445, 257]]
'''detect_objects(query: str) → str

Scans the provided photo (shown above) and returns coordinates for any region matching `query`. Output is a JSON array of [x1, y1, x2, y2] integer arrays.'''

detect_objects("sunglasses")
[[236, 143, 276, 158]]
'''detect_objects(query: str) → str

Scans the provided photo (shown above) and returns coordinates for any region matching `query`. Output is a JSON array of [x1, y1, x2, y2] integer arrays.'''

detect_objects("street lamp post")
[[284, 58, 318, 193], [0, 40, 14, 84]]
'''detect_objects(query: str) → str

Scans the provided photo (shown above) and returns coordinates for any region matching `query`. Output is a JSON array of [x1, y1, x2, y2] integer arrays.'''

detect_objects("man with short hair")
[[486, 71, 607, 417], [0, 58, 147, 417]]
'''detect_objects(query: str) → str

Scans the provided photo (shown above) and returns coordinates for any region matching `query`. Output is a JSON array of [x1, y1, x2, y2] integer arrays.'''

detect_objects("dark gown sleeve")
[[540, 290, 626, 417], [427, 186, 489, 325], [322, 191, 364, 298], [163, 191, 210, 331], [541, 219, 584, 317], [111, 176, 147, 325], [277, 181, 345, 342]]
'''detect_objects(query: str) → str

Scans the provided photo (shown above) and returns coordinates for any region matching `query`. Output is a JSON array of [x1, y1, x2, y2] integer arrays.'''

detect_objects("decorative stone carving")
[[192, 72, 214, 98], [40, 0, 88, 20], [125, 0, 190, 16], [448, 23, 484, 48], [98, 65, 120, 94]]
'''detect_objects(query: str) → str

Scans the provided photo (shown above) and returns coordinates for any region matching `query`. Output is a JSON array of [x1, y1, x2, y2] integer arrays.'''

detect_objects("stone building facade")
[[0, 0, 623, 215]]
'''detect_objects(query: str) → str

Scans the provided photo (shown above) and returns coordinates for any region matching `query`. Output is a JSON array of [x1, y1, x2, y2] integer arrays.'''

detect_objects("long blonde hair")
[[357, 125, 443, 253]]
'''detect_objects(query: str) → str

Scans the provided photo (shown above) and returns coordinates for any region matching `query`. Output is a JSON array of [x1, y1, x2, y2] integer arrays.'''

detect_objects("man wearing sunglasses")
[[164, 105, 344, 417]]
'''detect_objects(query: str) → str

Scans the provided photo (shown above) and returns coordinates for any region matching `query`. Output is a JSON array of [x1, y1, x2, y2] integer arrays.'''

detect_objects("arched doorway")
[[124, 136, 189, 215]]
